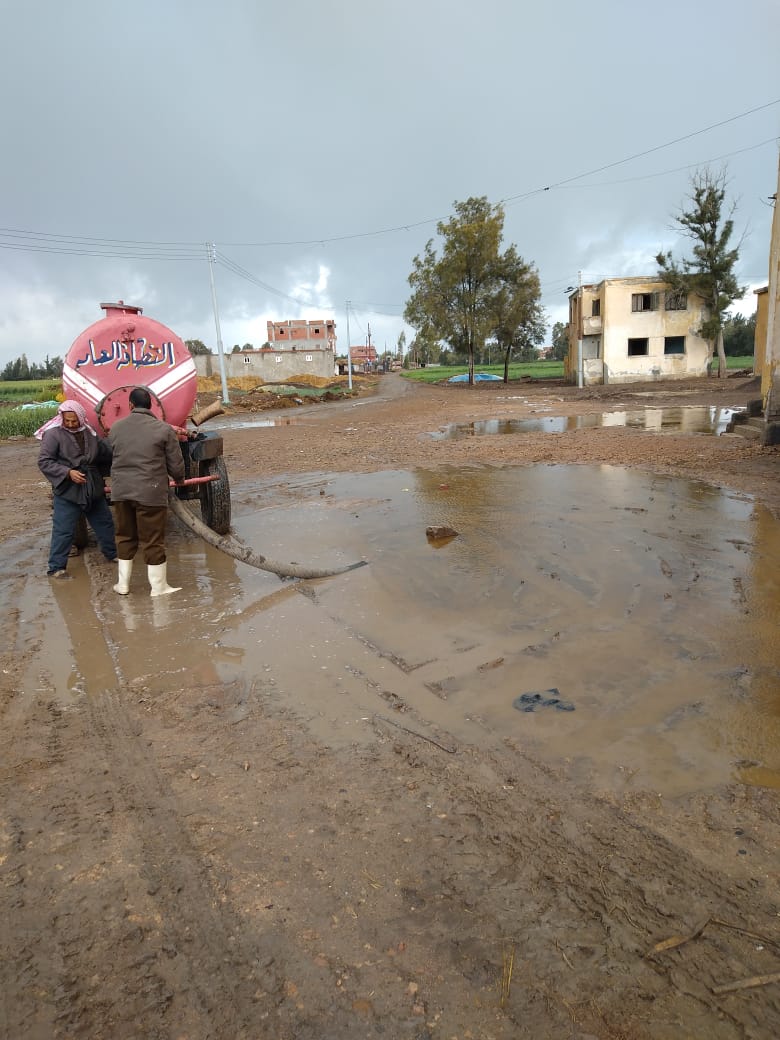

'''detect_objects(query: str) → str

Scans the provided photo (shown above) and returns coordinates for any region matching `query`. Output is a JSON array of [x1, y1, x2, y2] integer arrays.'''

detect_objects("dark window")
[[631, 292, 659, 312], [665, 290, 688, 311], [664, 336, 685, 355], [591, 299, 601, 317], [278, 328, 285, 334], [628, 338, 649, 356], [314, 327, 320, 333]]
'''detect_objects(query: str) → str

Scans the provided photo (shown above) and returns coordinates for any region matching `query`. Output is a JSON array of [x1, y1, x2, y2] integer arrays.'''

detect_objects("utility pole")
[[367, 322, 372, 371], [206, 243, 230, 404], [577, 269, 583, 390], [765, 152, 780, 420], [345, 300, 353, 390]]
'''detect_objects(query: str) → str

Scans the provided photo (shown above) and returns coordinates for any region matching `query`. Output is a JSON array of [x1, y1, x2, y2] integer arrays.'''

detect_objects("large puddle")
[[431, 405, 740, 439], [36, 464, 780, 798]]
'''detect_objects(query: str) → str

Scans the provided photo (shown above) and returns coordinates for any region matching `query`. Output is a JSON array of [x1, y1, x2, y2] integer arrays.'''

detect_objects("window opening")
[[631, 293, 659, 312], [591, 299, 601, 317], [627, 338, 649, 356], [664, 336, 685, 355]]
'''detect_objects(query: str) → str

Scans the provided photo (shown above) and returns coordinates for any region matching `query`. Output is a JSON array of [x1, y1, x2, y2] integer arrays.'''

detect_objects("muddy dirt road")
[[1, 373, 779, 1039]]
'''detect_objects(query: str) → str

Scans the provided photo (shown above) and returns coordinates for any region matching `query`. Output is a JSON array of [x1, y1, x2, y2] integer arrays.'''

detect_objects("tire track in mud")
[[76, 685, 294, 1040], [1, 555, 292, 1039], [381, 733, 780, 1039], [247, 584, 778, 1029], [1, 680, 294, 1040]]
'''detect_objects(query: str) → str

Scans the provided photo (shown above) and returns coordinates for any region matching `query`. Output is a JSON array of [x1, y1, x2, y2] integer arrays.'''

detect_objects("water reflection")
[[432, 405, 739, 439], [36, 464, 779, 798], [219, 465, 779, 795]]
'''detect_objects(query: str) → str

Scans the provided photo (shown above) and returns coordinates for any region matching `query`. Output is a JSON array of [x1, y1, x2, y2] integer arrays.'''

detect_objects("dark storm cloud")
[[1, 0, 778, 366]]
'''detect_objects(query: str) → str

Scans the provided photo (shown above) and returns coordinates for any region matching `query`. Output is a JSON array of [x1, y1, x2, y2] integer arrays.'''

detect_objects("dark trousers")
[[113, 501, 169, 566], [48, 496, 116, 574]]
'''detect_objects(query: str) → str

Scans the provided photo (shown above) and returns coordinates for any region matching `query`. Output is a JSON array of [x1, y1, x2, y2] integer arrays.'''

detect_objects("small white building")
[[566, 276, 710, 385]]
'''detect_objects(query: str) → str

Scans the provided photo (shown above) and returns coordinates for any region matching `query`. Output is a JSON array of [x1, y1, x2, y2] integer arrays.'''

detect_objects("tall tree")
[[405, 197, 504, 385], [656, 169, 746, 378], [722, 311, 757, 357], [409, 325, 439, 368], [551, 321, 569, 362], [490, 245, 545, 382], [396, 330, 406, 360]]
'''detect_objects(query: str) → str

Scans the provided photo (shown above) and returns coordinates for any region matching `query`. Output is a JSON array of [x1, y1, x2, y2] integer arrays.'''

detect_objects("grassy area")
[[402, 356, 754, 383], [0, 379, 61, 402], [401, 361, 564, 384], [0, 379, 61, 438]]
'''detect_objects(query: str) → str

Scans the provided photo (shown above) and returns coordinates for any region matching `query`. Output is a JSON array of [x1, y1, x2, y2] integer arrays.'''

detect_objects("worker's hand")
[[68, 469, 87, 485]]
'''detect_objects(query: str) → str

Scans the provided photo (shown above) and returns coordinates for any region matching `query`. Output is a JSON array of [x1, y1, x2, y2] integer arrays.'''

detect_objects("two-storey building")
[[566, 277, 710, 385]]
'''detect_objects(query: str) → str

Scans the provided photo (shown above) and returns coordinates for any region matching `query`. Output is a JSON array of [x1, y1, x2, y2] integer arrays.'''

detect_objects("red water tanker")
[[63, 301, 231, 534]]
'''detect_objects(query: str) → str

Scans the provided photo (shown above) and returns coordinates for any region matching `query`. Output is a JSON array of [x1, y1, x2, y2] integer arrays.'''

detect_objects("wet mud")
[[2, 373, 779, 1039]]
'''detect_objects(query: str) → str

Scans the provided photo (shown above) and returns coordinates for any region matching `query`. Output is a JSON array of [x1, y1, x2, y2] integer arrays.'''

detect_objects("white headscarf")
[[34, 399, 98, 440]]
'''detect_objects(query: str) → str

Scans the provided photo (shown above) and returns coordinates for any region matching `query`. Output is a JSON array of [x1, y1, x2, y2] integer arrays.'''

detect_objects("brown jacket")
[[108, 408, 185, 507]]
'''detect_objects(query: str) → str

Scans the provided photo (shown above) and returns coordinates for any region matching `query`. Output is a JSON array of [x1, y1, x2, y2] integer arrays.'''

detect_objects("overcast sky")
[[1, 0, 778, 369]]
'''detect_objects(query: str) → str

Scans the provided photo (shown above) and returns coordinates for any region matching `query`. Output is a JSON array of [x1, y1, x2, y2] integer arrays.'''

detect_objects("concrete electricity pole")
[[765, 154, 780, 420], [577, 269, 583, 390], [345, 300, 353, 390], [206, 243, 230, 404]]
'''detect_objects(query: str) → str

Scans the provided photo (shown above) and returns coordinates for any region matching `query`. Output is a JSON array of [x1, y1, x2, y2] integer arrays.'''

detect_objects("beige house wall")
[[567, 276, 710, 385], [193, 348, 336, 383], [764, 154, 780, 418], [754, 287, 768, 384]]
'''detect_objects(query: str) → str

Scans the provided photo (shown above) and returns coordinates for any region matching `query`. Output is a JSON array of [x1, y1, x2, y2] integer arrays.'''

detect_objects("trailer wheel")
[[199, 456, 231, 535]]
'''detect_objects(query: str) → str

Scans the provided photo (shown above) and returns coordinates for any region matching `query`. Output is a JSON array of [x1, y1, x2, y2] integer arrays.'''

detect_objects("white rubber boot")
[[113, 558, 133, 595], [148, 562, 181, 597]]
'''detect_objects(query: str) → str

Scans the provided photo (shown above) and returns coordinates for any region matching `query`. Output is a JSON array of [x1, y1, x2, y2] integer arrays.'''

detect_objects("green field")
[[0, 379, 61, 437], [0, 405, 59, 439], [401, 360, 564, 384], [0, 379, 61, 401], [401, 355, 754, 384]]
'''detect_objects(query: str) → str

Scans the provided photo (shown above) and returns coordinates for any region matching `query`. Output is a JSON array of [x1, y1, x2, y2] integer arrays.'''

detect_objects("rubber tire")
[[199, 455, 231, 535]]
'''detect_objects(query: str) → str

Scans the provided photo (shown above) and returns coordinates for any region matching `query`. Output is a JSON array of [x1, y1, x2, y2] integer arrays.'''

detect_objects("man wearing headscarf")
[[36, 400, 117, 579]]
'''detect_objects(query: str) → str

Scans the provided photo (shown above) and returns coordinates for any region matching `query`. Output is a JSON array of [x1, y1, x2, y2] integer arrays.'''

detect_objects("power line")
[[217, 249, 326, 310], [0, 99, 776, 255], [0, 228, 203, 247], [503, 98, 780, 204], [0, 239, 204, 260], [543, 136, 777, 192]]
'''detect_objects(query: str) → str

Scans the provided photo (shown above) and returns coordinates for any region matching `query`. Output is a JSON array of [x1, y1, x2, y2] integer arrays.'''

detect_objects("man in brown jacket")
[[108, 386, 185, 596]]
